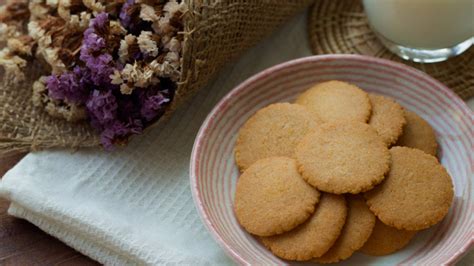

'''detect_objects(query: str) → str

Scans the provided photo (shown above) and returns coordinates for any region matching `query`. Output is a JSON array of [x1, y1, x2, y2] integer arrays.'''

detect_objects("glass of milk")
[[363, 0, 474, 63]]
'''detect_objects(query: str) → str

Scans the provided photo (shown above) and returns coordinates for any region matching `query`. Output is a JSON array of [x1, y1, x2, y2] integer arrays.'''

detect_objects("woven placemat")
[[308, 0, 474, 100]]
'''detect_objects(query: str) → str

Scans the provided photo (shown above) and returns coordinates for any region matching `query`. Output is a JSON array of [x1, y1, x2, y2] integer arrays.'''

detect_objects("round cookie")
[[365, 147, 454, 231], [314, 195, 376, 263], [295, 122, 390, 194], [235, 103, 319, 172], [295, 80, 372, 123], [234, 157, 320, 236], [260, 193, 347, 261], [368, 94, 406, 146], [396, 110, 438, 156], [359, 218, 417, 256]]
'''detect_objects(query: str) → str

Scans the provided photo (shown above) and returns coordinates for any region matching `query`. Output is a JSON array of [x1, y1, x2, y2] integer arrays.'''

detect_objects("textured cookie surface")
[[359, 219, 417, 256], [234, 157, 320, 236], [260, 193, 347, 261], [365, 147, 454, 230], [314, 195, 376, 263], [295, 80, 371, 123], [235, 103, 319, 171], [296, 122, 390, 194], [396, 110, 438, 156], [368, 94, 406, 146]]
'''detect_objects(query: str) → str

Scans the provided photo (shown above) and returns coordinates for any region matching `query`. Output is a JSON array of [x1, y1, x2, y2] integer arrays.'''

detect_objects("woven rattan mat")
[[308, 0, 474, 100]]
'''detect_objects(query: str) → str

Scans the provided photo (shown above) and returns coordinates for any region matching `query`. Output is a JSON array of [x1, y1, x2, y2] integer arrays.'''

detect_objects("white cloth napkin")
[[0, 12, 310, 265]]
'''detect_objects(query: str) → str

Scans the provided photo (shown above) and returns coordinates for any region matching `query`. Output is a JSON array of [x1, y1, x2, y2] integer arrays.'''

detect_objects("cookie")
[[260, 193, 347, 261], [365, 147, 454, 230], [359, 218, 417, 256], [295, 122, 390, 194], [235, 103, 319, 171], [396, 110, 438, 156], [368, 94, 406, 146], [234, 157, 320, 236], [314, 195, 376, 263], [295, 80, 371, 123]]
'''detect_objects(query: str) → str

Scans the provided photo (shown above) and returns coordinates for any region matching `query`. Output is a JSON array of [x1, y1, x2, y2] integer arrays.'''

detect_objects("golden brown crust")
[[365, 147, 454, 231], [368, 94, 406, 146], [314, 195, 376, 263], [296, 122, 390, 194], [235, 103, 320, 172], [234, 157, 320, 237], [295, 80, 371, 123], [396, 110, 438, 156], [260, 193, 347, 261], [359, 219, 417, 256]]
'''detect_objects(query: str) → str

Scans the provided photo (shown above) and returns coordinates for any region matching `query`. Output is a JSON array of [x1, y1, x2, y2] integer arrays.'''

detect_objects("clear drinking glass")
[[363, 0, 474, 63]]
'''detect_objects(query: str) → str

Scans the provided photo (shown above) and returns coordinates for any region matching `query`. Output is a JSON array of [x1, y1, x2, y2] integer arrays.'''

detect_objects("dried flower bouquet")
[[0, 0, 311, 153]]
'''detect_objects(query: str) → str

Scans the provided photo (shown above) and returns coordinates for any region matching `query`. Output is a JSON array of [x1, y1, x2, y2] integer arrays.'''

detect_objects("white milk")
[[363, 0, 474, 49]]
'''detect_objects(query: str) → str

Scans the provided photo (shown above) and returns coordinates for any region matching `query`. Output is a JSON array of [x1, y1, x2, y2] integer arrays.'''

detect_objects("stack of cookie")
[[233, 81, 454, 263]]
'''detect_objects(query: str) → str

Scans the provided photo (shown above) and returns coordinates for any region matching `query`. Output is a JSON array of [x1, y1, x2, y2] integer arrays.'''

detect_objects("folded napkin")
[[0, 12, 310, 265]]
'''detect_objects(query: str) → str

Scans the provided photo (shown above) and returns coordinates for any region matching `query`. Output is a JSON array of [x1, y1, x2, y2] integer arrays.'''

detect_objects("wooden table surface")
[[0, 154, 98, 265]]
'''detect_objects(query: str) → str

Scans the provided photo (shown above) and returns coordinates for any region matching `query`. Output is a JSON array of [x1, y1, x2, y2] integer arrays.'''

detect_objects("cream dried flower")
[[137, 31, 159, 57], [164, 50, 179, 65], [139, 4, 159, 22], [45, 101, 87, 122], [120, 83, 134, 95], [29, 1, 54, 20], [32, 76, 49, 107], [121, 61, 158, 89], [110, 20, 126, 35], [68, 12, 91, 30], [7, 37, 33, 55], [134, 66, 155, 88], [42, 47, 67, 74], [27, 20, 46, 41], [0, 48, 27, 81], [46, 0, 59, 8], [153, 0, 187, 35], [149, 58, 180, 82], [57, 0, 73, 20], [28, 14, 80, 72], [109, 69, 123, 85], [0, 22, 22, 42], [82, 0, 105, 14], [164, 36, 181, 53], [121, 63, 139, 83], [118, 34, 136, 63], [163, 0, 187, 16], [58, 0, 90, 29]]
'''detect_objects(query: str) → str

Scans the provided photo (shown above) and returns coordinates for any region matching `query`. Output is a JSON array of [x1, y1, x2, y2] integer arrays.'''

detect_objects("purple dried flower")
[[86, 90, 118, 126], [79, 13, 118, 87], [46, 71, 88, 104], [91, 12, 109, 31], [81, 32, 106, 55], [73, 66, 93, 89], [140, 91, 170, 122], [119, 0, 134, 28], [100, 119, 143, 150], [80, 13, 109, 59], [84, 53, 115, 86]]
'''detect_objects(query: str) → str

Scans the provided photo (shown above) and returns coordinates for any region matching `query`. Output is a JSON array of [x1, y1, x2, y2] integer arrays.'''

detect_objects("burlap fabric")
[[308, 0, 474, 100], [0, 0, 313, 156]]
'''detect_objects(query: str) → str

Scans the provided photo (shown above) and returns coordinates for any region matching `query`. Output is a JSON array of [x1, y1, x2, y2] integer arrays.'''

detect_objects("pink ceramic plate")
[[190, 55, 473, 265]]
